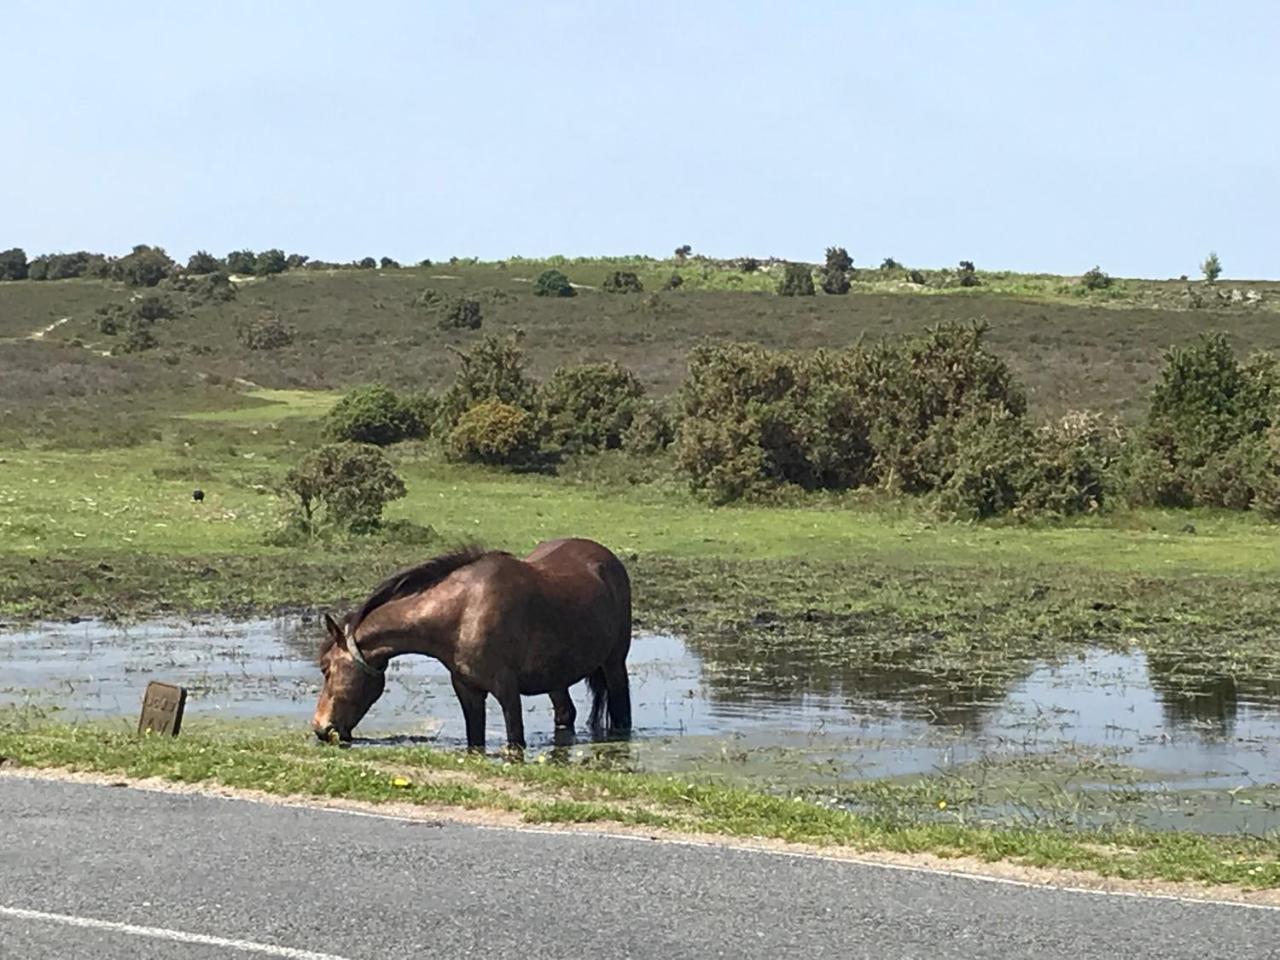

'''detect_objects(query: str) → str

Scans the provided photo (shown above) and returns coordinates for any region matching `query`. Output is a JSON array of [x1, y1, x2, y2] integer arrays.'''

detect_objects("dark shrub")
[[739, 257, 760, 273], [286, 253, 310, 269], [0, 247, 28, 280], [115, 245, 175, 287], [438, 332, 539, 430], [418, 258, 434, 267], [908, 269, 926, 285], [186, 250, 222, 274], [1081, 265, 1113, 290], [931, 407, 1033, 520], [438, 297, 482, 331], [664, 272, 684, 290], [283, 442, 406, 536], [236, 312, 296, 350], [380, 257, 400, 269], [35, 251, 97, 280], [132, 293, 177, 322], [825, 246, 852, 273], [26, 257, 49, 281], [226, 250, 258, 275], [445, 400, 538, 466], [534, 269, 575, 297], [820, 268, 850, 295], [254, 248, 288, 276], [540, 360, 645, 452], [356, 257, 377, 270], [324, 384, 425, 446], [674, 244, 692, 262], [114, 323, 158, 354], [957, 260, 980, 287], [881, 257, 902, 271], [602, 270, 644, 294], [777, 263, 815, 296]]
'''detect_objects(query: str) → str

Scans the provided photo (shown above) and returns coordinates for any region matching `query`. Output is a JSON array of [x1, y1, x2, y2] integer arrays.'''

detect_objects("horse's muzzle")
[[313, 723, 350, 744]]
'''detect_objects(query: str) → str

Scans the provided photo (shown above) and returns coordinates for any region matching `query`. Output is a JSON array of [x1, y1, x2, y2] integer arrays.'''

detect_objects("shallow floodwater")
[[3, 617, 1280, 834]]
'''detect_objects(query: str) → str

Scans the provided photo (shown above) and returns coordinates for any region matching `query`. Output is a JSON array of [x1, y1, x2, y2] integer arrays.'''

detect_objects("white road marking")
[[0, 905, 354, 960]]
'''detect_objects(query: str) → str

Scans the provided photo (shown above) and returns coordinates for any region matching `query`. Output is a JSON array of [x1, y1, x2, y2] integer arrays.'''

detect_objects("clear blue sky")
[[5, 1, 1277, 278]]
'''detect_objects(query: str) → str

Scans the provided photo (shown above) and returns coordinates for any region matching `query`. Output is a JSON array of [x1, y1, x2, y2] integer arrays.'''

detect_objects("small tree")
[[254, 248, 288, 276], [1202, 251, 1222, 283], [534, 269, 575, 297], [674, 244, 692, 263], [957, 260, 980, 287], [286, 253, 310, 269], [283, 442, 406, 536], [739, 257, 760, 273], [226, 250, 258, 274], [824, 246, 852, 273], [777, 262, 815, 296], [881, 257, 903, 271], [380, 256, 400, 269], [602, 270, 644, 294], [356, 257, 377, 269], [0, 247, 29, 281], [186, 250, 222, 274]]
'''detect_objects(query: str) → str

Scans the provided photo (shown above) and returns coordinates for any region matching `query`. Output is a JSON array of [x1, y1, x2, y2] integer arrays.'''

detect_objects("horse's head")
[[312, 612, 386, 743]]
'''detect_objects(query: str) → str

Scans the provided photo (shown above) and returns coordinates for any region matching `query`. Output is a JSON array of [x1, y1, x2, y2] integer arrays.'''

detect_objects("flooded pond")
[[3, 616, 1280, 834]]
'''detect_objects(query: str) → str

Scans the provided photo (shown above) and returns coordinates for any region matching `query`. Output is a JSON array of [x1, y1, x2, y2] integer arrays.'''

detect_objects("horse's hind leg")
[[550, 688, 576, 730], [602, 658, 632, 735]]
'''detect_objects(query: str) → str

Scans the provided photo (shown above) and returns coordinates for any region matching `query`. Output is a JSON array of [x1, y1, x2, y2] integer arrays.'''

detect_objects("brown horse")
[[312, 537, 632, 750]]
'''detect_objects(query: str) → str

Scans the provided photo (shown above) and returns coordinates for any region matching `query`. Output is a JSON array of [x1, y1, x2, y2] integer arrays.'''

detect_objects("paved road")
[[0, 776, 1276, 959]]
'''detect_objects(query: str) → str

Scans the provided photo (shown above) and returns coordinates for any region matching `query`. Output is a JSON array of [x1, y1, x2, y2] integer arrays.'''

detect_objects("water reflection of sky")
[[3, 618, 1279, 813]]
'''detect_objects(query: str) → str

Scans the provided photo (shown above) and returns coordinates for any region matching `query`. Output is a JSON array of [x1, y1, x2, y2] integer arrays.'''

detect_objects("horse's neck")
[[359, 593, 458, 666]]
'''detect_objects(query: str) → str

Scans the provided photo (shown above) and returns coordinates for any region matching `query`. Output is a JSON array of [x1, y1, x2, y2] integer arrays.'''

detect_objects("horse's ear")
[[323, 613, 343, 639]]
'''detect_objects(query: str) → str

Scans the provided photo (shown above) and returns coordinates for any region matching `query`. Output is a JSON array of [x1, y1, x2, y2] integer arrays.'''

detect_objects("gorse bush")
[[534, 269, 575, 297], [739, 257, 760, 274], [438, 331, 539, 431], [674, 323, 1060, 515], [438, 296, 482, 331], [236, 313, 296, 350], [622, 399, 676, 454], [1129, 333, 1279, 511], [540, 360, 645, 453], [957, 260, 980, 287], [324, 384, 426, 446], [283, 442, 406, 537], [380, 257, 400, 269], [777, 263, 815, 296], [602, 271, 644, 294], [445, 400, 538, 466]]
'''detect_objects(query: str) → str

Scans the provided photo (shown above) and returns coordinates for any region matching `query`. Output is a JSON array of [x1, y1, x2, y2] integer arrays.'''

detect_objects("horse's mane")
[[319, 545, 489, 656]]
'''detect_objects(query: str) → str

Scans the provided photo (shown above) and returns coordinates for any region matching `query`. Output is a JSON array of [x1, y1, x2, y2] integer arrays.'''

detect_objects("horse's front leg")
[[491, 674, 525, 751], [450, 673, 488, 752]]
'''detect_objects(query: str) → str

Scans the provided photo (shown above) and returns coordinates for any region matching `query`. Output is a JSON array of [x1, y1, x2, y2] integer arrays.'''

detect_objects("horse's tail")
[[587, 667, 609, 732]]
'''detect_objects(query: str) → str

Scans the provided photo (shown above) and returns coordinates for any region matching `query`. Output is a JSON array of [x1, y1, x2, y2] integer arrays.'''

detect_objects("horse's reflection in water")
[[312, 538, 633, 755]]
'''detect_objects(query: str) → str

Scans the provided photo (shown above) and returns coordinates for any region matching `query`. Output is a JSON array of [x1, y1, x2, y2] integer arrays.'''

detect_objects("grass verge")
[[2, 717, 1278, 892]]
